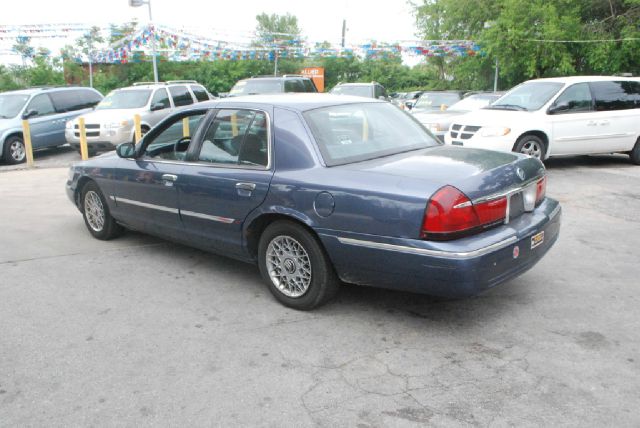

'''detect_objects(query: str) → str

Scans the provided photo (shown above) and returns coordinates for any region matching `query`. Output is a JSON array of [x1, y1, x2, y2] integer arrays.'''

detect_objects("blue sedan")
[[66, 94, 561, 310]]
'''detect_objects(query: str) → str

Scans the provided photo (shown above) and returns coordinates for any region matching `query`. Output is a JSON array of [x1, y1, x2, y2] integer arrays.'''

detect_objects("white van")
[[444, 76, 640, 164]]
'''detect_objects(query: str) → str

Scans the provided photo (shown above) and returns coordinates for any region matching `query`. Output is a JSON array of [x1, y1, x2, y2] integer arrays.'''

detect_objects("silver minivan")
[[65, 81, 212, 153], [0, 87, 103, 164]]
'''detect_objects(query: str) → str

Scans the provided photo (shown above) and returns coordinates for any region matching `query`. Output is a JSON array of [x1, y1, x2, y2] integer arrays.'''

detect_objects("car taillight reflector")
[[536, 176, 546, 205], [421, 186, 507, 240]]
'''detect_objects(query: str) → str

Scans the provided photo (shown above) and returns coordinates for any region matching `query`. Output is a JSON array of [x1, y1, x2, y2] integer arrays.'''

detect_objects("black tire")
[[258, 220, 339, 310], [80, 181, 123, 240], [2, 135, 26, 165], [513, 134, 546, 160], [630, 137, 640, 165]]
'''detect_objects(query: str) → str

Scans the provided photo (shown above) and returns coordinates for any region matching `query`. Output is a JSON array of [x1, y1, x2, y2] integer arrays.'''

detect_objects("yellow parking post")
[[21, 119, 35, 167], [182, 117, 190, 137], [362, 115, 369, 142], [231, 112, 238, 136], [78, 117, 89, 160], [134, 114, 142, 143]]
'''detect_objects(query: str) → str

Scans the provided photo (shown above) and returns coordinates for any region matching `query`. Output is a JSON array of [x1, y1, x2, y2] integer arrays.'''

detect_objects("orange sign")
[[301, 67, 325, 92]]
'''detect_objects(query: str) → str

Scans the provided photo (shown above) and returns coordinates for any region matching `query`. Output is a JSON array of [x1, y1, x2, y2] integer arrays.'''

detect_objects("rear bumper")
[[318, 198, 561, 297]]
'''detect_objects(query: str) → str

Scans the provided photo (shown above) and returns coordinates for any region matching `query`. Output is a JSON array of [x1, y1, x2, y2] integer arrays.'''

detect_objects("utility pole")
[[341, 19, 346, 48], [493, 57, 499, 92]]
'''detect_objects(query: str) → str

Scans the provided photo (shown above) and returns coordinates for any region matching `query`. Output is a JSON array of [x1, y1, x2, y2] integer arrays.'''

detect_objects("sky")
[[0, 0, 420, 63]]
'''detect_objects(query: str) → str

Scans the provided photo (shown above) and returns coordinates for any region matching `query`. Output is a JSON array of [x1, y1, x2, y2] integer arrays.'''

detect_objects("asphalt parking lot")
[[1, 155, 639, 427]]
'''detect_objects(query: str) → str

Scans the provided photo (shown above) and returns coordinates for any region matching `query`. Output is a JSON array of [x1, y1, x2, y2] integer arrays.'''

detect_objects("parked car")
[[444, 76, 640, 163], [229, 75, 317, 97], [330, 82, 389, 100], [65, 80, 212, 154], [0, 86, 102, 164], [412, 92, 502, 140], [411, 91, 465, 114], [66, 94, 560, 310]]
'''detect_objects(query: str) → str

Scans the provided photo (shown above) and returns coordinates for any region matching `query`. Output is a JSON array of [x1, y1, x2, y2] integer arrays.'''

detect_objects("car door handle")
[[162, 174, 178, 182], [236, 182, 256, 191]]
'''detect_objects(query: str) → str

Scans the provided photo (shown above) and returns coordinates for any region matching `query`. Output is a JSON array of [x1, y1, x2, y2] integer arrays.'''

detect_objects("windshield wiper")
[[487, 104, 528, 111]]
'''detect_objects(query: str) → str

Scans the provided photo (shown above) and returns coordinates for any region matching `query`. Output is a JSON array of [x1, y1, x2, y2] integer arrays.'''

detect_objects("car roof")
[[190, 93, 386, 112], [1, 86, 95, 96], [335, 82, 375, 87], [523, 75, 640, 84]]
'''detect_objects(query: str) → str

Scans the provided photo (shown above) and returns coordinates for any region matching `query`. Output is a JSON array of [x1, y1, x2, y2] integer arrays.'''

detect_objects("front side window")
[[304, 102, 439, 166], [198, 109, 268, 167], [96, 90, 151, 110], [168, 85, 194, 107], [25, 94, 56, 117], [489, 82, 564, 111], [0, 94, 29, 118], [590, 81, 640, 111], [551, 83, 593, 113], [142, 112, 206, 160], [150, 88, 170, 109]]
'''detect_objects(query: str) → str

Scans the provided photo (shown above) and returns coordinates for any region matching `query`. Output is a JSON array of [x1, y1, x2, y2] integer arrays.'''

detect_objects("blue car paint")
[[67, 94, 560, 297]]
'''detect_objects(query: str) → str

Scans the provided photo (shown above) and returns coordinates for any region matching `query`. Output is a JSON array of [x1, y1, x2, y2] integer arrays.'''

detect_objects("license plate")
[[531, 231, 544, 249]]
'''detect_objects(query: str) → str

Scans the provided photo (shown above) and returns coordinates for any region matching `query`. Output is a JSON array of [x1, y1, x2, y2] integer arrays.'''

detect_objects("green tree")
[[12, 36, 35, 66]]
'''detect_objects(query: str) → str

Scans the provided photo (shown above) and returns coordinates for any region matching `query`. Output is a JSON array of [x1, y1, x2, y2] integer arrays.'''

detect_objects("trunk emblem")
[[516, 167, 526, 181]]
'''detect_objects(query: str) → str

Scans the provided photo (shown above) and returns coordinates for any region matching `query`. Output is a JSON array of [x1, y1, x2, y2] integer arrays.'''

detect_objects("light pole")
[[129, 0, 159, 83], [484, 21, 499, 92]]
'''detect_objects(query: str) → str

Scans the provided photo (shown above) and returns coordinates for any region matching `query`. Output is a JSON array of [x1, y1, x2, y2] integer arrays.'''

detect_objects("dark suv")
[[229, 75, 317, 97]]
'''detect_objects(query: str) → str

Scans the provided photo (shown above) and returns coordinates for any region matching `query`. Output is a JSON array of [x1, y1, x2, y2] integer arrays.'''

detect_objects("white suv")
[[444, 76, 640, 164], [65, 80, 212, 153]]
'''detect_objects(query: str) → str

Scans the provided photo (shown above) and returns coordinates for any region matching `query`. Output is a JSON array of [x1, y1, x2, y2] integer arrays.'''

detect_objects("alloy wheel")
[[10, 140, 25, 162], [84, 190, 105, 232], [266, 235, 312, 298]]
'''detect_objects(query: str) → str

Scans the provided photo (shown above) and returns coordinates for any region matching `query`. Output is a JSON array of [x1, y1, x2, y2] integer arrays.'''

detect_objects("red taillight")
[[421, 186, 507, 241], [535, 176, 546, 205]]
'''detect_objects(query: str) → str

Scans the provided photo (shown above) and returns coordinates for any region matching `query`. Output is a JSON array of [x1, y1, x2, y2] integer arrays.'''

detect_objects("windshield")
[[0, 94, 30, 118], [96, 90, 152, 110], [330, 85, 372, 98], [304, 102, 439, 166], [413, 93, 462, 111], [489, 82, 564, 111], [229, 80, 282, 96], [447, 95, 500, 112]]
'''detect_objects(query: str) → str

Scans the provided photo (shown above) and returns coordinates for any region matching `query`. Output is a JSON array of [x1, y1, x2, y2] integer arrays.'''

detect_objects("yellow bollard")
[[134, 114, 142, 143], [362, 115, 369, 142], [21, 119, 34, 167], [78, 117, 89, 160], [231, 112, 238, 137], [182, 117, 190, 138]]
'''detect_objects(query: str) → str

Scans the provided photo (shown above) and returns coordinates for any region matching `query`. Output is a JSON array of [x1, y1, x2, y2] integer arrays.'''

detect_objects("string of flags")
[[1, 23, 483, 63]]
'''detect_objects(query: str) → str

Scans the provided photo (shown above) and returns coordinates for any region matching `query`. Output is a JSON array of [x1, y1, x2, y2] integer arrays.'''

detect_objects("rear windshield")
[[330, 85, 372, 98], [413, 93, 462, 110], [0, 94, 29, 118], [97, 90, 151, 110], [304, 102, 439, 166], [230, 79, 282, 96]]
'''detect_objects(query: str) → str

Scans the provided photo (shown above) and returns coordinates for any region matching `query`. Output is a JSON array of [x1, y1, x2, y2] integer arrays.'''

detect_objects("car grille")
[[74, 123, 100, 137], [450, 124, 480, 146]]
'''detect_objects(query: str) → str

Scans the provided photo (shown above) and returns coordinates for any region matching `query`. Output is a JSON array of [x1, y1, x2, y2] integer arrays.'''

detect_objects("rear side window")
[[190, 85, 209, 102], [168, 85, 194, 107], [284, 79, 306, 93], [302, 79, 317, 92], [50, 89, 102, 112], [590, 81, 640, 111]]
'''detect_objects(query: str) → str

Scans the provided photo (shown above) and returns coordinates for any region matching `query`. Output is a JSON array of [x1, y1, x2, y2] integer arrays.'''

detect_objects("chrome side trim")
[[113, 196, 179, 214], [556, 132, 633, 142], [336, 236, 518, 260], [472, 175, 542, 205], [548, 204, 561, 221], [180, 210, 235, 224]]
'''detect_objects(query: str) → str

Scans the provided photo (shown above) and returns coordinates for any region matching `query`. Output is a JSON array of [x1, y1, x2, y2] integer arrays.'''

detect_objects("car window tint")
[[150, 88, 170, 109], [190, 85, 209, 102], [198, 109, 257, 165], [238, 112, 268, 167], [26, 94, 56, 117], [590, 81, 640, 111], [168, 85, 194, 107], [302, 79, 316, 92], [552, 83, 593, 113], [142, 112, 205, 160], [50, 89, 100, 112], [284, 79, 306, 93]]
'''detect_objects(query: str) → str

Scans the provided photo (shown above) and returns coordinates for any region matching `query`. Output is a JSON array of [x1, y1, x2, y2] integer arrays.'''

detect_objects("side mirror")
[[548, 101, 570, 114], [116, 142, 136, 158], [150, 102, 166, 111], [22, 109, 38, 119]]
